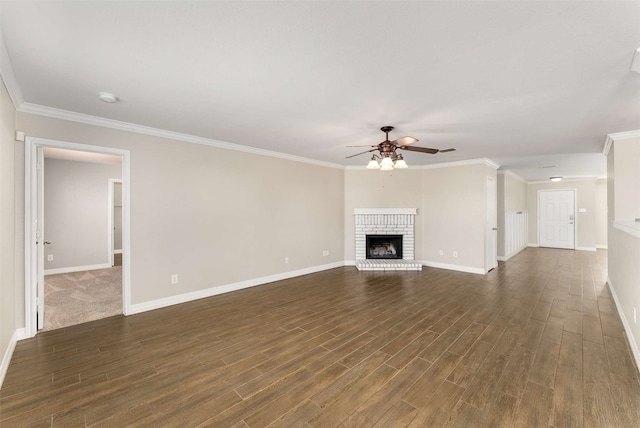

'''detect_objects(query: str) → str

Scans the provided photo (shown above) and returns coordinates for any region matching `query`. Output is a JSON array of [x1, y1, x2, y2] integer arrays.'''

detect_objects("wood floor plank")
[[2, 248, 638, 427], [551, 365, 583, 428], [513, 381, 554, 427]]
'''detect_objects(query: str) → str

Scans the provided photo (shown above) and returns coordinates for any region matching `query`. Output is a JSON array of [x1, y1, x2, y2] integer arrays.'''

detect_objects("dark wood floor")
[[1, 248, 639, 427]]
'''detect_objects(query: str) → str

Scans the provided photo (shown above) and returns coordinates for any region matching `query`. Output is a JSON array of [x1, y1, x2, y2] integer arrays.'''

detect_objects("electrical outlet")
[[439, 250, 443, 256], [285, 257, 289, 264], [323, 250, 329, 256], [453, 251, 458, 258], [171, 274, 178, 284], [47, 254, 53, 262], [634, 307, 637, 324]]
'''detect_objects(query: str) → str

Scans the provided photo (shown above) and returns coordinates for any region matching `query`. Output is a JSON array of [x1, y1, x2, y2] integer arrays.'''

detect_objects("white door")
[[36, 147, 45, 330], [539, 190, 575, 249], [486, 177, 497, 272]]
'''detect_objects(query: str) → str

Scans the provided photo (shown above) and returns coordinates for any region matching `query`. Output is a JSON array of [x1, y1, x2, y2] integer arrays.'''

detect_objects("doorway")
[[25, 137, 131, 337], [538, 189, 576, 249]]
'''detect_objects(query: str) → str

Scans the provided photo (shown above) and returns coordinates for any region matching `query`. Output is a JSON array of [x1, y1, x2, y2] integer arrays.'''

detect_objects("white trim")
[[344, 260, 356, 266], [497, 244, 528, 262], [24, 137, 131, 338], [607, 277, 640, 376], [108, 179, 123, 267], [603, 135, 614, 156], [0, 329, 22, 389], [17, 102, 343, 170], [420, 260, 485, 275], [114, 249, 123, 254], [528, 243, 540, 247], [345, 158, 500, 171], [596, 245, 608, 250], [353, 208, 417, 215], [614, 221, 640, 239], [129, 261, 344, 315], [44, 263, 111, 276], [575, 246, 596, 252], [528, 177, 598, 185], [419, 158, 500, 170], [603, 130, 640, 156], [498, 170, 528, 183]]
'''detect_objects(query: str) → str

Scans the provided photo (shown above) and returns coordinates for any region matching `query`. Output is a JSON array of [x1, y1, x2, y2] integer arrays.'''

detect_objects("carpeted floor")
[[44, 267, 122, 331]]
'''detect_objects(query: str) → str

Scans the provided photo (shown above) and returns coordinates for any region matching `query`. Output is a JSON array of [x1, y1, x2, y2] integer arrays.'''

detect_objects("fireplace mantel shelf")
[[354, 208, 417, 215]]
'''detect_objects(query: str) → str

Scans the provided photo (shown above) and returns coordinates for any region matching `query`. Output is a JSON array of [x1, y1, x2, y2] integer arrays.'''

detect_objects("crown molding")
[[498, 170, 528, 183], [528, 177, 598, 185], [346, 157, 500, 171], [16, 102, 344, 170], [419, 158, 500, 170], [604, 129, 640, 155]]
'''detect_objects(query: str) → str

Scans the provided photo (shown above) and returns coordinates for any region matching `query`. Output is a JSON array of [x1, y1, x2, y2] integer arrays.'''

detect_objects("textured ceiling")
[[2, 1, 639, 181]]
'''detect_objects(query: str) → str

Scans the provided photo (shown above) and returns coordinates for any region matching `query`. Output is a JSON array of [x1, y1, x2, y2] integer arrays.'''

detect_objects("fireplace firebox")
[[366, 235, 403, 259]]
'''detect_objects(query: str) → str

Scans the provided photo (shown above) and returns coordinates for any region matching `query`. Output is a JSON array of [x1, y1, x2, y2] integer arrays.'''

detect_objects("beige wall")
[[344, 162, 495, 272], [595, 179, 607, 248], [613, 137, 640, 221], [344, 168, 423, 261], [44, 158, 122, 270], [0, 81, 17, 382], [527, 180, 597, 250], [503, 172, 527, 211], [15, 113, 345, 306], [606, 138, 640, 369]]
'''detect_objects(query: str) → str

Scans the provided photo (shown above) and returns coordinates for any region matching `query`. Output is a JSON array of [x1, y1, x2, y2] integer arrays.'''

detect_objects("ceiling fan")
[[346, 126, 455, 170]]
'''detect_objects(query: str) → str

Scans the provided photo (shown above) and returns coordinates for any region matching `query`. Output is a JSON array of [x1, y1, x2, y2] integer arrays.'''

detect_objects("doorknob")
[[492, 228, 498, 231], [43, 241, 52, 245]]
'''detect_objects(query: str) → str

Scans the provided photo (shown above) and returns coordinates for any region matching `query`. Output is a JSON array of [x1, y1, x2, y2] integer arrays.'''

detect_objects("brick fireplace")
[[354, 208, 422, 271]]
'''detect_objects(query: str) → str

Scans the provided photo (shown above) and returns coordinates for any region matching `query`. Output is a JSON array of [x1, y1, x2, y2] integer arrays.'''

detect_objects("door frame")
[[108, 179, 123, 267], [537, 189, 577, 250], [485, 176, 498, 273], [24, 137, 131, 338]]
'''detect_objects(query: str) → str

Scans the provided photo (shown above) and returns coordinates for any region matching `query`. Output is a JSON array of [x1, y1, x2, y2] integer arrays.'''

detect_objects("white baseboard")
[[596, 245, 608, 250], [420, 260, 485, 275], [576, 246, 597, 252], [45, 263, 111, 276], [344, 260, 356, 266], [497, 245, 528, 262], [606, 277, 640, 376], [528, 243, 539, 248], [0, 328, 24, 389], [129, 261, 345, 315]]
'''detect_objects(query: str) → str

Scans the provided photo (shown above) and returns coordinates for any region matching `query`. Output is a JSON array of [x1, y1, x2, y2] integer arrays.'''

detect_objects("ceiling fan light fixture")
[[550, 176, 563, 182], [380, 157, 394, 169], [394, 157, 408, 169], [366, 158, 380, 169]]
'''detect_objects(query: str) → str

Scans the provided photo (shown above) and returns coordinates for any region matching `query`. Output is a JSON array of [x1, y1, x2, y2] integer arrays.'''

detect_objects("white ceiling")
[[2, 1, 639, 181]]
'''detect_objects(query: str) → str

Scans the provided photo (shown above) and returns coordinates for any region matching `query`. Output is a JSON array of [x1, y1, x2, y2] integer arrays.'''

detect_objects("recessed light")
[[98, 92, 119, 103], [550, 177, 563, 182]]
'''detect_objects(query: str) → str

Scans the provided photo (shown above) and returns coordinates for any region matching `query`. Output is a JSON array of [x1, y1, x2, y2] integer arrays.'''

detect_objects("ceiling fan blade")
[[391, 136, 418, 146], [347, 145, 378, 148], [345, 148, 377, 159], [399, 146, 439, 154], [439, 148, 457, 153]]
